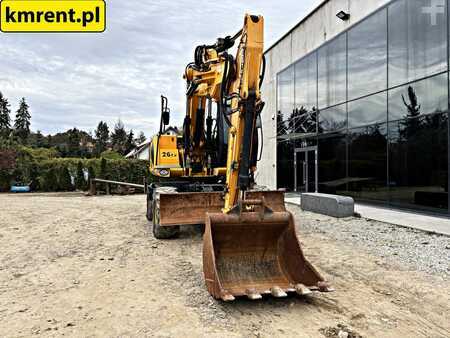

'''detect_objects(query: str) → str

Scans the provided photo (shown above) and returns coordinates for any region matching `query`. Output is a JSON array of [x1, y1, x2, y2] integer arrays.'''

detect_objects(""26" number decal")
[[161, 151, 177, 158]]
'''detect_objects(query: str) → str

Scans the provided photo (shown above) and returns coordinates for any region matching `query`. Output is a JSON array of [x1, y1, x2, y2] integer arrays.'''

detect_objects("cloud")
[[0, 0, 319, 136]]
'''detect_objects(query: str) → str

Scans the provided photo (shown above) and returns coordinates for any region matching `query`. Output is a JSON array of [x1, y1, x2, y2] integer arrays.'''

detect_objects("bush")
[[0, 142, 150, 192], [100, 157, 107, 179], [40, 167, 58, 192], [58, 166, 73, 191], [29, 163, 39, 191], [0, 170, 11, 191], [75, 161, 87, 190], [100, 150, 123, 160], [0, 142, 18, 191], [20, 146, 59, 161]]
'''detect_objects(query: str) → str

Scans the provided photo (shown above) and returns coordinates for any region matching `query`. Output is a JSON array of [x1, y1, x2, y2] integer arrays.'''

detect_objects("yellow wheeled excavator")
[[146, 14, 332, 301]]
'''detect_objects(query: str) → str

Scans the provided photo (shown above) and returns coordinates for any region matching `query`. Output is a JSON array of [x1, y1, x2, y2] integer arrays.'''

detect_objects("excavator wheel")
[[152, 187, 180, 239], [146, 191, 153, 222]]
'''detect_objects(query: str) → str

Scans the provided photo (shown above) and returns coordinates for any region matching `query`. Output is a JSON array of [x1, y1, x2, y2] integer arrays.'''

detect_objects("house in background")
[[125, 140, 151, 160]]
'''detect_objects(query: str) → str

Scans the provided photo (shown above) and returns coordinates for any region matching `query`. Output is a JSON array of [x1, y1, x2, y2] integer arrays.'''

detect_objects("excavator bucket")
[[203, 202, 331, 301]]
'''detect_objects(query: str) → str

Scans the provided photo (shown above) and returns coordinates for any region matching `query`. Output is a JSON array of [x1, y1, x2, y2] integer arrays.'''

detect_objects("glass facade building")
[[276, 0, 449, 214]]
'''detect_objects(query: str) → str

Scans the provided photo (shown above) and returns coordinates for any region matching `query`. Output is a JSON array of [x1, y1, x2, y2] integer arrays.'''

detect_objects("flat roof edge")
[[265, 0, 330, 54]]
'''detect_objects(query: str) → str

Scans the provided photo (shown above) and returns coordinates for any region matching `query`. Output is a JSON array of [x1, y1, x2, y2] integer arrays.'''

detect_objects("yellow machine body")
[[147, 14, 331, 301]]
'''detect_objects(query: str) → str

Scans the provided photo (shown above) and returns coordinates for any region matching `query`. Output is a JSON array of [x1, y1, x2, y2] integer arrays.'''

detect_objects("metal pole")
[[294, 150, 297, 192], [315, 148, 318, 192]]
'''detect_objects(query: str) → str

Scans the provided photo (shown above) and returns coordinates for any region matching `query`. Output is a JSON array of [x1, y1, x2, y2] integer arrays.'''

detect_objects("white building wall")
[[257, 0, 390, 189], [137, 147, 150, 161]]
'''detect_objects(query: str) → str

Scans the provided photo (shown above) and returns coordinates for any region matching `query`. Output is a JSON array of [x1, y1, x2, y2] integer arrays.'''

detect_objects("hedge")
[[0, 144, 151, 192]]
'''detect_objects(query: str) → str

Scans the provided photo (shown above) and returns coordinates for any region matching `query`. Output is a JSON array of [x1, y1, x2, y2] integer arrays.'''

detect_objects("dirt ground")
[[0, 193, 449, 338]]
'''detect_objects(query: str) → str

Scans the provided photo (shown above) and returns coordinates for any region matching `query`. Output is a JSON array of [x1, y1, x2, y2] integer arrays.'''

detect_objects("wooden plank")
[[92, 178, 145, 189]]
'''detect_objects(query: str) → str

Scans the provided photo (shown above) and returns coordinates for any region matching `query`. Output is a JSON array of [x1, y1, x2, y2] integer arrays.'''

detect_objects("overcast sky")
[[0, 0, 320, 136]]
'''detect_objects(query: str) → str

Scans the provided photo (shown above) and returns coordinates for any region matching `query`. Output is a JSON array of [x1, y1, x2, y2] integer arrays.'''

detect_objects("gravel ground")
[[1, 193, 449, 337], [288, 204, 450, 279]]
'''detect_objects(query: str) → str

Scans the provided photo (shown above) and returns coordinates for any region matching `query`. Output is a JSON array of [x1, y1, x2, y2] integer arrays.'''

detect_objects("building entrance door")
[[294, 147, 318, 193]]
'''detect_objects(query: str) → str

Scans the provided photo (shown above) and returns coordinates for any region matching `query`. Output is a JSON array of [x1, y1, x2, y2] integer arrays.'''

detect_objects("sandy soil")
[[0, 193, 449, 338]]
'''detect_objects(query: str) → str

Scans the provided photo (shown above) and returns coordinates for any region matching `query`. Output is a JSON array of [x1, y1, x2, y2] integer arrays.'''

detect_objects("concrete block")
[[301, 193, 354, 218]]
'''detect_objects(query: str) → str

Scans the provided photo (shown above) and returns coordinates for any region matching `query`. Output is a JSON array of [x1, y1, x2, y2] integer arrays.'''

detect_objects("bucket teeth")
[[318, 281, 334, 292], [246, 289, 262, 300], [221, 293, 236, 302], [295, 283, 312, 296], [270, 286, 287, 298]]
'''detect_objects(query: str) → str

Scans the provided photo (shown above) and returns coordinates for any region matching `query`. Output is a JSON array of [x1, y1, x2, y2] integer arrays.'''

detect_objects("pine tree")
[[0, 92, 11, 137], [66, 128, 81, 157], [42, 167, 58, 191], [75, 161, 86, 190], [14, 98, 31, 142], [94, 121, 109, 155], [111, 119, 127, 155], [47, 134, 53, 147], [125, 129, 136, 154], [58, 166, 73, 191], [35, 130, 46, 148]]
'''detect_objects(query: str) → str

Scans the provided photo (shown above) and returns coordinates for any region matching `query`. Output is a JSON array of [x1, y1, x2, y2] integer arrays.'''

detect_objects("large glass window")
[[319, 104, 347, 132], [348, 9, 387, 99], [389, 113, 448, 212], [388, 0, 447, 88], [293, 52, 318, 135], [275, 0, 450, 214], [348, 124, 388, 202], [318, 34, 347, 108], [295, 52, 317, 111], [348, 92, 387, 128], [277, 66, 294, 137], [388, 73, 448, 121], [318, 132, 347, 195]]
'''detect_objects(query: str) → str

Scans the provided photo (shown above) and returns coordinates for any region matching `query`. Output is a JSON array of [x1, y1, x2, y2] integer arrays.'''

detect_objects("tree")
[[66, 128, 82, 157], [111, 119, 127, 155], [35, 130, 46, 148], [94, 121, 109, 155], [135, 131, 146, 145], [14, 98, 31, 143], [0, 92, 11, 137], [58, 166, 73, 191], [125, 129, 136, 155], [41, 167, 58, 191], [75, 161, 86, 190]]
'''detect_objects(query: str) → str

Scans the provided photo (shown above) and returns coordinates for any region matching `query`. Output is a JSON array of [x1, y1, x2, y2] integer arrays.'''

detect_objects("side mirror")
[[160, 95, 170, 131], [162, 109, 170, 126]]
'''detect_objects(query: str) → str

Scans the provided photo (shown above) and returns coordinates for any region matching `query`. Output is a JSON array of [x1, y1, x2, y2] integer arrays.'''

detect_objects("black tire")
[[152, 195, 179, 239], [146, 192, 153, 222]]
